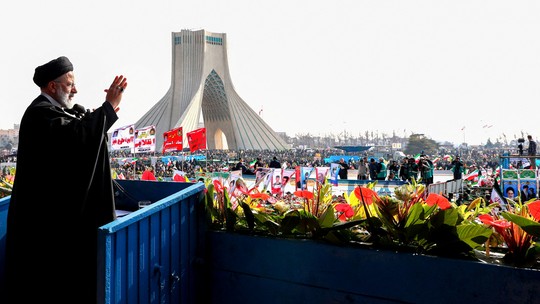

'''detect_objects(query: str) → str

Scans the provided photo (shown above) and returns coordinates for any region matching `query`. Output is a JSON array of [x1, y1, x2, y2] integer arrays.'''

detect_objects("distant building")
[[0, 124, 19, 151]]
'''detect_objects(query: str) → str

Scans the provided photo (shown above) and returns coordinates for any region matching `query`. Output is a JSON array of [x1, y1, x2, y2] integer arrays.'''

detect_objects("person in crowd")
[[234, 157, 253, 175], [406, 157, 419, 183], [269, 156, 281, 169], [387, 160, 400, 180], [141, 166, 157, 181], [376, 158, 387, 180], [254, 157, 265, 170], [368, 158, 379, 180], [338, 158, 350, 179], [399, 157, 409, 181], [419, 156, 434, 185], [357, 158, 369, 180], [451, 156, 464, 180], [527, 135, 537, 169], [5, 56, 127, 303]]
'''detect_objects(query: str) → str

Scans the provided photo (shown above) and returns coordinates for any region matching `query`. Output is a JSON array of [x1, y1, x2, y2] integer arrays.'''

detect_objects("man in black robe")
[[4, 56, 127, 303]]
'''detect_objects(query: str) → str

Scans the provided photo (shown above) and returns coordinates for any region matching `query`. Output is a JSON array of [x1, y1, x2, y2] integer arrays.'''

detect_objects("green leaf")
[[240, 202, 255, 231], [404, 203, 425, 228], [501, 212, 540, 237], [456, 223, 493, 249], [225, 207, 237, 232], [431, 208, 460, 228], [319, 205, 336, 228], [281, 212, 301, 235]]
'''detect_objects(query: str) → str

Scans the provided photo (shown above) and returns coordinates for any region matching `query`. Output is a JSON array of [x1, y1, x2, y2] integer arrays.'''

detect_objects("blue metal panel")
[[0, 196, 10, 293], [150, 212, 162, 303], [180, 198, 189, 304], [187, 196, 197, 304], [159, 206, 171, 304], [97, 181, 205, 304], [205, 231, 540, 304], [138, 216, 150, 303], [169, 203, 181, 304], [126, 223, 138, 303], [114, 228, 128, 303]]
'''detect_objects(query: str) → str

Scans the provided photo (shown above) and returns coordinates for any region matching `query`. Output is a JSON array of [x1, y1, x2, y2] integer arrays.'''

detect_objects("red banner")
[[162, 127, 183, 154], [186, 128, 207, 153]]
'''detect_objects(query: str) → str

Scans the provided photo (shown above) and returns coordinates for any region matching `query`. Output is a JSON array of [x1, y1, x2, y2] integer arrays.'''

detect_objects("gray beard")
[[56, 90, 73, 109]]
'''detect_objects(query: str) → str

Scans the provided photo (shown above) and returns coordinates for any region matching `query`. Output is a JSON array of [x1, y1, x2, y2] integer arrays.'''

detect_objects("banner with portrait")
[[134, 125, 156, 153], [315, 167, 330, 184], [271, 168, 284, 195], [111, 124, 135, 152], [329, 163, 340, 186]]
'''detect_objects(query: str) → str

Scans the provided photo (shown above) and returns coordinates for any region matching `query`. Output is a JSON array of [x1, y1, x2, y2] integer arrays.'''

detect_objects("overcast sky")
[[2, 0, 539, 146]]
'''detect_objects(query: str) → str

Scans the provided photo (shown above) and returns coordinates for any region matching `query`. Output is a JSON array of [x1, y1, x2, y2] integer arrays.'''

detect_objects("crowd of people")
[[105, 145, 505, 185]]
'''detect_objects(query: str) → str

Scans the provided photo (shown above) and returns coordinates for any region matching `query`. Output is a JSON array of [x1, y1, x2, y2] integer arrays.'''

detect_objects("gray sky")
[[2, 0, 540, 146]]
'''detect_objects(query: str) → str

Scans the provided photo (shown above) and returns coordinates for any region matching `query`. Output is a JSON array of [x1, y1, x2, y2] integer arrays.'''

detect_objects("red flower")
[[249, 193, 271, 201], [294, 190, 314, 199], [353, 186, 377, 204], [335, 203, 354, 222], [213, 179, 224, 193], [478, 214, 512, 229], [527, 200, 540, 221], [425, 193, 451, 210]]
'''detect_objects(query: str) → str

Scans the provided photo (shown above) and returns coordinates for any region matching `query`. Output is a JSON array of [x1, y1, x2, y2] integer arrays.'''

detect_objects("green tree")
[[404, 134, 439, 155]]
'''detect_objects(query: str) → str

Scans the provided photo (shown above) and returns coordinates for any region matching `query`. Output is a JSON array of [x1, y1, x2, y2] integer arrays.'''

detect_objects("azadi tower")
[[134, 29, 290, 151]]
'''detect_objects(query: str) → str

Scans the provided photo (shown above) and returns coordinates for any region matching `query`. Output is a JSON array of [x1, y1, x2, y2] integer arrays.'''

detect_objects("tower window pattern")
[[205, 36, 223, 45], [174, 36, 181, 45]]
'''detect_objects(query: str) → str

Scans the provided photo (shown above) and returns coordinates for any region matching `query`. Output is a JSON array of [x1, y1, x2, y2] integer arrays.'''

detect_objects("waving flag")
[[463, 169, 479, 181], [490, 180, 507, 211]]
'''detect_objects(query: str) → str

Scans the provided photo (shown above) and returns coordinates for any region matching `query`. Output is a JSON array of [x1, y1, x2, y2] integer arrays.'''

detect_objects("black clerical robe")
[[5, 95, 118, 303]]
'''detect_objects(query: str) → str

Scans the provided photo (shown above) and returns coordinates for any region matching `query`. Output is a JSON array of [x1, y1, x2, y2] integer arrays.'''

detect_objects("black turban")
[[33, 56, 73, 87]]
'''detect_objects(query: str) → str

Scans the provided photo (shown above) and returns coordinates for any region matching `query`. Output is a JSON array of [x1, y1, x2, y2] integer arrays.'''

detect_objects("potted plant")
[[200, 177, 540, 303]]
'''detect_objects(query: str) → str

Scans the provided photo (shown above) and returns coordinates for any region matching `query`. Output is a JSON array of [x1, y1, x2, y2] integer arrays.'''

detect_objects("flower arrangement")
[[203, 177, 540, 268], [0, 169, 14, 198]]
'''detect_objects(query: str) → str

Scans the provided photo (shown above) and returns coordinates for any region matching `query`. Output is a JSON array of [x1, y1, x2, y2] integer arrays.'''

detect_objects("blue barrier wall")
[[0, 196, 8, 291], [97, 180, 205, 304], [204, 231, 540, 304]]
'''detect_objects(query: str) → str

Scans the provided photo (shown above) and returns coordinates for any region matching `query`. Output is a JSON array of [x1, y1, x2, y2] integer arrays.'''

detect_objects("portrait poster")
[[330, 163, 340, 186], [520, 179, 537, 201], [300, 167, 314, 190], [315, 167, 329, 184], [281, 169, 295, 194], [271, 168, 283, 195], [502, 179, 518, 201], [111, 124, 135, 152], [134, 125, 156, 153]]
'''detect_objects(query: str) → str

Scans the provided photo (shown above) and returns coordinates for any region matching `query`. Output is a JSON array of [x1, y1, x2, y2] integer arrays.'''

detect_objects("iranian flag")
[[463, 169, 479, 181]]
